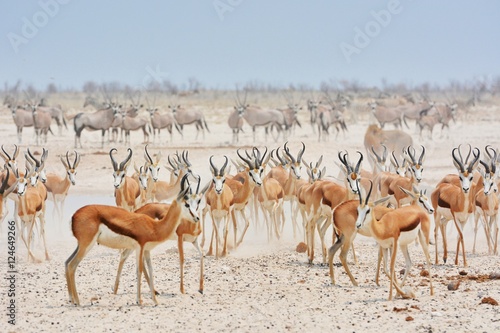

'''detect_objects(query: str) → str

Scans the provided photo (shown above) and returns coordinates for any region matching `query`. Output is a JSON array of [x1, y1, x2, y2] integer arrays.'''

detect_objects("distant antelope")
[[168, 104, 210, 140], [368, 102, 403, 129], [7, 100, 34, 144], [364, 124, 413, 171], [74, 103, 121, 148], [234, 101, 288, 143], [25, 101, 53, 146], [228, 107, 245, 144]]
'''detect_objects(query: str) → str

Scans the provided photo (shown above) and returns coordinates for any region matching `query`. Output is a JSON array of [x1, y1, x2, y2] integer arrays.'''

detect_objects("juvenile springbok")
[[44, 151, 80, 223], [65, 174, 204, 305], [109, 148, 140, 211], [432, 146, 480, 266]]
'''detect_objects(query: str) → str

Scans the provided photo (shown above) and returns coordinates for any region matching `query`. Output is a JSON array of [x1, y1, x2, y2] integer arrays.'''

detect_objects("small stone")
[[420, 269, 429, 277], [481, 297, 498, 306], [448, 280, 460, 291], [296, 242, 307, 253], [405, 316, 414, 321]]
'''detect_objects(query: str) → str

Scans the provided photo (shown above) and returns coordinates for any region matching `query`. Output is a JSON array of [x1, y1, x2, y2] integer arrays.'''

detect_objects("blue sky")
[[1, 0, 499, 90]]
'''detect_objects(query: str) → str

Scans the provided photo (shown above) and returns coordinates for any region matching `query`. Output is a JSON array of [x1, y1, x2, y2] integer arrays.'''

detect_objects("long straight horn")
[[354, 151, 363, 173], [297, 142, 306, 162], [209, 155, 218, 175], [109, 148, 118, 171], [418, 145, 426, 165], [220, 155, 229, 176]]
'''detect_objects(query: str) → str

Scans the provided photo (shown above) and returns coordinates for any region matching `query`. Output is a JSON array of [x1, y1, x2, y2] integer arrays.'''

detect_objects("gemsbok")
[[168, 104, 210, 140]]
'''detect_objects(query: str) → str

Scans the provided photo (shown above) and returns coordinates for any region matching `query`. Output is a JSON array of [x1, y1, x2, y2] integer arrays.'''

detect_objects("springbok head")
[[283, 141, 305, 180], [390, 150, 408, 177], [134, 163, 149, 190], [304, 155, 325, 183], [479, 145, 497, 195], [60, 151, 81, 186], [338, 150, 363, 195], [0, 144, 19, 171], [110, 148, 133, 189], [209, 155, 229, 195], [403, 145, 426, 183], [399, 185, 434, 214], [26, 147, 48, 185], [144, 145, 161, 182], [452, 144, 480, 194], [355, 180, 390, 230], [13, 167, 29, 197], [237, 147, 267, 187], [178, 174, 206, 223]]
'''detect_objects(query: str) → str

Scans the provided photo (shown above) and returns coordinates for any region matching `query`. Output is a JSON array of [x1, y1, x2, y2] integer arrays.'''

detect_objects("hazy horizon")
[[1, 1, 499, 91]]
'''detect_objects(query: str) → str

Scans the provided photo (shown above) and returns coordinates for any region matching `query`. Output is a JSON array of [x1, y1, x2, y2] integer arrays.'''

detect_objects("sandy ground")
[[0, 102, 500, 332]]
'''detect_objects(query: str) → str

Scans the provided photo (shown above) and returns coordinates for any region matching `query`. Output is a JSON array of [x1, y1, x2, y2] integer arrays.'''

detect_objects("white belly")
[[97, 224, 138, 250]]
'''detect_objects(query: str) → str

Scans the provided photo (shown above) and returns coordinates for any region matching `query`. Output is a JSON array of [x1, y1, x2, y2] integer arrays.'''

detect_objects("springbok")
[[432, 146, 480, 266], [65, 174, 204, 306], [0, 168, 17, 221], [355, 181, 434, 300], [74, 102, 121, 148], [110, 148, 140, 211], [168, 104, 210, 140], [44, 151, 80, 223], [205, 156, 234, 258], [473, 148, 498, 255]]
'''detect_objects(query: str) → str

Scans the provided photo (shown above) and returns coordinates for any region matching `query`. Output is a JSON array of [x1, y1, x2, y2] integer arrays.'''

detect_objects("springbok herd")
[[3, 92, 459, 147], [1, 119, 499, 307]]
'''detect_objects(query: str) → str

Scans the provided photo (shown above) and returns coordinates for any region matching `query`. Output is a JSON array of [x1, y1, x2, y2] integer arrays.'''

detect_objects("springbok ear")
[[373, 196, 391, 206], [398, 186, 415, 199], [320, 166, 327, 178]]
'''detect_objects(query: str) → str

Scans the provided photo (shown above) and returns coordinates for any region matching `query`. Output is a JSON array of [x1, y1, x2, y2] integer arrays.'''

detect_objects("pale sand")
[[0, 103, 499, 332]]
